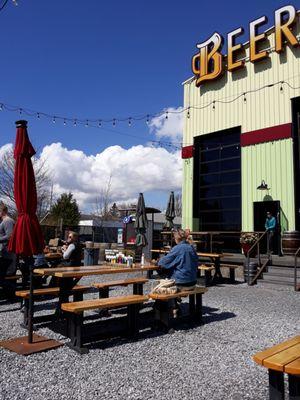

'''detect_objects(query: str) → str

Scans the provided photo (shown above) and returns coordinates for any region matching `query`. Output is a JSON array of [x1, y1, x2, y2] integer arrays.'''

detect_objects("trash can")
[[84, 248, 99, 266], [244, 261, 258, 285]]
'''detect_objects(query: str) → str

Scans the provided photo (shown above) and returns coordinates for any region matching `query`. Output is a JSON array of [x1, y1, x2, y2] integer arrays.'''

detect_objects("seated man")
[[61, 231, 82, 266], [158, 228, 198, 291]]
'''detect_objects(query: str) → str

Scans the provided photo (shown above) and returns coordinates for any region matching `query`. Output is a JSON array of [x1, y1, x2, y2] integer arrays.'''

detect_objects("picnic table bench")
[[253, 335, 300, 399], [15, 285, 91, 327], [198, 263, 239, 285], [149, 286, 207, 331], [92, 277, 148, 298], [61, 294, 148, 354]]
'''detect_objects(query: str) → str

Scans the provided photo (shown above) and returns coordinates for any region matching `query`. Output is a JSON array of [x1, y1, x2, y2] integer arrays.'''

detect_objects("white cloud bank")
[[149, 106, 184, 143], [0, 142, 182, 210]]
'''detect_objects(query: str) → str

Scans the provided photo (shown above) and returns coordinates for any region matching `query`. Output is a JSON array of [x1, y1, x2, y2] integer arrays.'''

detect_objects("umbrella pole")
[[28, 264, 34, 344]]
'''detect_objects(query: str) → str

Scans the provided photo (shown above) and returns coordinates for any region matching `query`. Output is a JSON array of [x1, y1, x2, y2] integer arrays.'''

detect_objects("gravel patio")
[[0, 277, 299, 400]]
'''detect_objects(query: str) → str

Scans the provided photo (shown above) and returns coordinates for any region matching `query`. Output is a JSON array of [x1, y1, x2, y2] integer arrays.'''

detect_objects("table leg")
[[212, 258, 223, 283], [268, 369, 285, 400], [289, 374, 300, 400]]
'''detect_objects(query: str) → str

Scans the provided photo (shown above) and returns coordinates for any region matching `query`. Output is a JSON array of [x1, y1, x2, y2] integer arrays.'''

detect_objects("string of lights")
[[1, 78, 300, 148], [0, 0, 17, 12]]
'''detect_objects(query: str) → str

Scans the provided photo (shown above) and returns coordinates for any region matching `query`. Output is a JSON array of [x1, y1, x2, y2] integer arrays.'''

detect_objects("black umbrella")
[[134, 193, 148, 247], [164, 191, 176, 229]]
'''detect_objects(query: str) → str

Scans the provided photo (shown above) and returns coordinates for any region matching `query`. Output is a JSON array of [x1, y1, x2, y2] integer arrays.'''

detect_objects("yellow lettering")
[[228, 27, 245, 72], [275, 5, 298, 53], [192, 32, 223, 86], [250, 16, 269, 62]]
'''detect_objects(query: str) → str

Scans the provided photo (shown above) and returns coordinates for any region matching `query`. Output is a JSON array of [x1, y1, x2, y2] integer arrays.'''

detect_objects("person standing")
[[0, 204, 16, 298], [265, 211, 276, 254]]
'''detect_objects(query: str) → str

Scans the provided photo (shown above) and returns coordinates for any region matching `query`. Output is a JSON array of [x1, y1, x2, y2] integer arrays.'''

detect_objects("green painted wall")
[[182, 158, 194, 229], [241, 138, 295, 232], [182, 138, 295, 232]]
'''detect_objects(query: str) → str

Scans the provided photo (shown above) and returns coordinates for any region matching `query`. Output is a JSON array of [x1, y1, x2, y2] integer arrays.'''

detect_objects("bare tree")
[[174, 193, 182, 217], [93, 174, 113, 221], [0, 147, 52, 219]]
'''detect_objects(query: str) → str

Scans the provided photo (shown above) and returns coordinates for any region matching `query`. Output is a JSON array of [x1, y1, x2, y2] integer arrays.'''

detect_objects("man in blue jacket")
[[265, 211, 276, 254], [158, 228, 198, 290]]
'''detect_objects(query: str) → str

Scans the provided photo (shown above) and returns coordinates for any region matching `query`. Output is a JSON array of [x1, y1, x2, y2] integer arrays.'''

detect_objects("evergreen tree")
[[50, 193, 80, 226]]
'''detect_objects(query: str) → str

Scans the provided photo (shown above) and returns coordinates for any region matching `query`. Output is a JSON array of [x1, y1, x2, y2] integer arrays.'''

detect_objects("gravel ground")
[[0, 275, 299, 400]]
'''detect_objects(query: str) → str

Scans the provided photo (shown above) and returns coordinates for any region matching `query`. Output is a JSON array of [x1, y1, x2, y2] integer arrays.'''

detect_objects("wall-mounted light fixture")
[[257, 180, 270, 190]]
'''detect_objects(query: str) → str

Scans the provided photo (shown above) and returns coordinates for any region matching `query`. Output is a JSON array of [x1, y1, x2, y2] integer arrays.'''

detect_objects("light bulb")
[[85, 120, 89, 128], [52, 116, 56, 123], [98, 120, 102, 128]]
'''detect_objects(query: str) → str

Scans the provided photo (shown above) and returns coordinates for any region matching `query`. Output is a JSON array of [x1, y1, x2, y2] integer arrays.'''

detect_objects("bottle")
[[141, 253, 145, 267]]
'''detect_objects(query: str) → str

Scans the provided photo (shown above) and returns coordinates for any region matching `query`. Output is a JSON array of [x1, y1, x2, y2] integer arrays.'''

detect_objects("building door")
[[254, 200, 280, 254], [193, 126, 241, 231]]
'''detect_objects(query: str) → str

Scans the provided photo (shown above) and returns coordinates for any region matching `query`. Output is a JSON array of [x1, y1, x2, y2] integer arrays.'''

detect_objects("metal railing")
[[246, 230, 271, 285], [294, 247, 300, 291]]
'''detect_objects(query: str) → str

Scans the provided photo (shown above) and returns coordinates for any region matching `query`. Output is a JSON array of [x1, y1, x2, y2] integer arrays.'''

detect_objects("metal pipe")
[[28, 264, 34, 344]]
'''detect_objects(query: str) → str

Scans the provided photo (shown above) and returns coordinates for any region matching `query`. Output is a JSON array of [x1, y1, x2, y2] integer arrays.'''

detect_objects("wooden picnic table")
[[34, 264, 158, 314], [151, 249, 232, 283], [44, 252, 62, 261], [253, 335, 300, 399]]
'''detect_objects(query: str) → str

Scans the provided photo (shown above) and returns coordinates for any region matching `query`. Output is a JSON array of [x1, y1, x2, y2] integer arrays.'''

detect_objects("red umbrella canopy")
[[8, 120, 45, 256]]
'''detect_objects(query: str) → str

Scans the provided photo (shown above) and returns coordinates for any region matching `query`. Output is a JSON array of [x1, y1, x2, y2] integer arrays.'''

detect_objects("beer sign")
[[192, 5, 299, 86]]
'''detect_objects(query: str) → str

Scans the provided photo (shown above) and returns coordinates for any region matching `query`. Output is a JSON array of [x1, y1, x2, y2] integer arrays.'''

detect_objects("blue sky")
[[0, 0, 294, 209]]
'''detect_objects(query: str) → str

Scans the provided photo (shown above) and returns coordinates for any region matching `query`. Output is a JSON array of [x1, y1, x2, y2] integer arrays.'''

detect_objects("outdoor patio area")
[[1, 277, 299, 400]]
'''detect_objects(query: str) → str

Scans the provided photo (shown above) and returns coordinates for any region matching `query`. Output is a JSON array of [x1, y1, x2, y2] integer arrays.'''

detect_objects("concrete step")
[[266, 266, 295, 278], [262, 265, 297, 286]]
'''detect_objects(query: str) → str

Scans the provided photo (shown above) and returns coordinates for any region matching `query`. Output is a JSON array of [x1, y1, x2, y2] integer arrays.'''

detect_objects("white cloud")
[[38, 142, 182, 210], [149, 106, 184, 143]]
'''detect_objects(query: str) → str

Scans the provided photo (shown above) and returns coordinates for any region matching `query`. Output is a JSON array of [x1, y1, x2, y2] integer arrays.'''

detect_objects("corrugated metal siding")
[[242, 139, 295, 231], [183, 25, 299, 230]]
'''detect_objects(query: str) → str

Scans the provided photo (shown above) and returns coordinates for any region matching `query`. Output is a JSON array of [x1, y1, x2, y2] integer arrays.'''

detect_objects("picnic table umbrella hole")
[[0, 120, 62, 355]]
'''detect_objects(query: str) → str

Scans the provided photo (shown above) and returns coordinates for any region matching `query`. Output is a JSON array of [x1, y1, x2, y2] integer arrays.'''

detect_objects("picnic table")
[[151, 249, 230, 283], [253, 335, 300, 399], [34, 264, 158, 313]]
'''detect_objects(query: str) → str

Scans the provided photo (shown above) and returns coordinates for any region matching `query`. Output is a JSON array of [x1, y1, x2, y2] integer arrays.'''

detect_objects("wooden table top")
[[253, 335, 300, 375], [34, 264, 158, 278]]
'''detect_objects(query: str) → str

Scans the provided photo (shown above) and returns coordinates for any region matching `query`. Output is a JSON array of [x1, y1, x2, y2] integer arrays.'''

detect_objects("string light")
[[0, 78, 299, 146], [85, 120, 89, 128]]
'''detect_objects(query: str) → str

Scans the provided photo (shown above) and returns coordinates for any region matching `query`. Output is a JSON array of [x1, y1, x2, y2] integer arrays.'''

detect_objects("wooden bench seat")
[[15, 285, 90, 299], [149, 286, 207, 331], [253, 335, 300, 399], [92, 278, 148, 298], [5, 275, 22, 281], [198, 263, 239, 285], [16, 285, 90, 328], [61, 295, 148, 354]]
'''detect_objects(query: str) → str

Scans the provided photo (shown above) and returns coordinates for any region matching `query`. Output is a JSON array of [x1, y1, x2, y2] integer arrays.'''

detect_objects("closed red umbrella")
[[8, 120, 44, 256], [0, 121, 61, 354]]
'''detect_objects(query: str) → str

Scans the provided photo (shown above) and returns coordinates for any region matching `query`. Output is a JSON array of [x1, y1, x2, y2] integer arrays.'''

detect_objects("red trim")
[[182, 145, 194, 159], [241, 123, 292, 147]]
